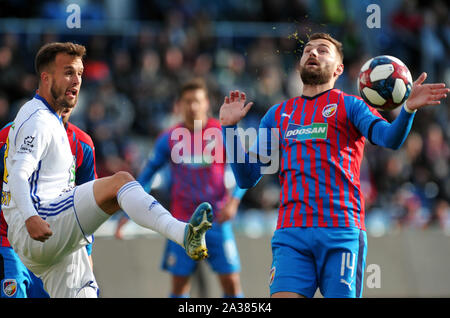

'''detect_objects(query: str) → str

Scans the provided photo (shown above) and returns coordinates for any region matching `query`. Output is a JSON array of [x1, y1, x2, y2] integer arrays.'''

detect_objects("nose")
[[73, 74, 81, 86], [308, 48, 318, 58], [189, 101, 200, 112]]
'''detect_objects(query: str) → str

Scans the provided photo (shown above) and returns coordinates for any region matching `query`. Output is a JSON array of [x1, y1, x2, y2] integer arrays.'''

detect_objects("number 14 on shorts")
[[340, 252, 356, 290]]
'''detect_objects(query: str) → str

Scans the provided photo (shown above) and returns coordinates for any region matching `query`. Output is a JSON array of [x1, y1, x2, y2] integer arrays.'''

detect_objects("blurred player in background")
[[0, 106, 95, 298], [2, 42, 213, 298], [219, 32, 449, 298], [116, 78, 246, 298]]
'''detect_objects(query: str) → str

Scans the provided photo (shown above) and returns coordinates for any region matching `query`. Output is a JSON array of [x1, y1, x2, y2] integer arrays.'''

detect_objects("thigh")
[[161, 240, 197, 276], [18, 183, 106, 272], [40, 247, 97, 298], [269, 228, 317, 298], [315, 228, 367, 298], [207, 222, 241, 274], [72, 180, 109, 236], [25, 189, 91, 267]]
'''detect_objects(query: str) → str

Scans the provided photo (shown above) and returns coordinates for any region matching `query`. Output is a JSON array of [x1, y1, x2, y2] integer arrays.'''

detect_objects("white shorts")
[[6, 180, 109, 297]]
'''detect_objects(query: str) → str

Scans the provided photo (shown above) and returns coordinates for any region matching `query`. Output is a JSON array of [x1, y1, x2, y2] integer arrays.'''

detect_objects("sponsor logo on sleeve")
[[18, 136, 35, 154]]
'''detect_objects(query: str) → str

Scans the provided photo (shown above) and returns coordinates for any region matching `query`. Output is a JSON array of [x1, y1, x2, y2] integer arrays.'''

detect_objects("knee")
[[112, 171, 135, 183], [110, 171, 135, 193]]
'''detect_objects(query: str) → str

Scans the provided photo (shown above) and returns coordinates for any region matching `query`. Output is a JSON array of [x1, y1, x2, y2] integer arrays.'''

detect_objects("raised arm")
[[373, 72, 449, 149], [220, 90, 277, 188], [350, 72, 449, 150]]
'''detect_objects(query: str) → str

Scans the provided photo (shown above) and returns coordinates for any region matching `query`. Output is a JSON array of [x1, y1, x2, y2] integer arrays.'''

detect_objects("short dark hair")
[[178, 78, 209, 100], [307, 33, 344, 62], [35, 42, 86, 75]]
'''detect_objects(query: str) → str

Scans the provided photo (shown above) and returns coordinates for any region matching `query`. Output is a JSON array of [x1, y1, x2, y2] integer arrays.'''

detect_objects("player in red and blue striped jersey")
[[220, 33, 449, 298], [116, 79, 246, 298], [0, 107, 97, 298]]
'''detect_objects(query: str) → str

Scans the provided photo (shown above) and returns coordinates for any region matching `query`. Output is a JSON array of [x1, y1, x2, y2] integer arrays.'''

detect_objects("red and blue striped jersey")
[[258, 89, 387, 231], [0, 123, 13, 247], [66, 122, 98, 183], [0, 122, 97, 247], [138, 118, 245, 222]]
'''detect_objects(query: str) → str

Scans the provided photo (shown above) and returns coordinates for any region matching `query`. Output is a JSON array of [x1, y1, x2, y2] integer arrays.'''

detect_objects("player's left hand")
[[406, 72, 450, 111], [216, 197, 240, 223]]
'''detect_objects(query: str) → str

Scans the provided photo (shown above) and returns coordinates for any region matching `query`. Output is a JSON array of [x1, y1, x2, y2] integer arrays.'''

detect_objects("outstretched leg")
[[91, 172, 213, 259]]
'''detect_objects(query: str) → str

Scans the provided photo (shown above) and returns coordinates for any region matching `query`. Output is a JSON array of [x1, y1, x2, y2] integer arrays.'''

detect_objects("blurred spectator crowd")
[[0, 0, 449, 236]]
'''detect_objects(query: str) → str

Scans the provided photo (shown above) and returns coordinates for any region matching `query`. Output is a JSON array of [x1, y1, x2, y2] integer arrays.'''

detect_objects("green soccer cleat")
[[183, 202, 213, 261]]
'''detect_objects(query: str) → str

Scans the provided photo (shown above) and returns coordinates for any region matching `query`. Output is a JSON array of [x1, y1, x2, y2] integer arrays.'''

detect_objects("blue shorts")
[[0, 247, 49, 298], [269, 227, 367, 298], [161, 221, 241, 276]]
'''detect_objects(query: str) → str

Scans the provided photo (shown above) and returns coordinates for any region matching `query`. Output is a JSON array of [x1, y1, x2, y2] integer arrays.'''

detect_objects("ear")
[[334, 63, 344, 77], [40, 71, 50, 85]]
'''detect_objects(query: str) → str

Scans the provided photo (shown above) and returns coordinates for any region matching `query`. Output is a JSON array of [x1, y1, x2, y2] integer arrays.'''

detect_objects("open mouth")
[[65, 88, 78, 98], [306, 59, 320, 67]]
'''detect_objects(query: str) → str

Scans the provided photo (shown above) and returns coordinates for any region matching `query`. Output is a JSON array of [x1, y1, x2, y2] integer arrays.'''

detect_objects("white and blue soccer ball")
[[358, 55, 413, 111]]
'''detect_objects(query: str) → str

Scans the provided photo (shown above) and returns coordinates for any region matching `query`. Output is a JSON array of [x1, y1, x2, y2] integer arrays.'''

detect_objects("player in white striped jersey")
[[2, 42, 213, 298]]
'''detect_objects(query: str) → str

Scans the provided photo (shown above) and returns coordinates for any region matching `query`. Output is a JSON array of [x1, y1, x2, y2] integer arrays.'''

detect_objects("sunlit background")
[[0, 0, 449, 297]]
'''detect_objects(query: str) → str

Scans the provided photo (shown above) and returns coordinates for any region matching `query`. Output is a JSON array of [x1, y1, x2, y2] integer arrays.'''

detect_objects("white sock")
[[116, 181, 186, 246]]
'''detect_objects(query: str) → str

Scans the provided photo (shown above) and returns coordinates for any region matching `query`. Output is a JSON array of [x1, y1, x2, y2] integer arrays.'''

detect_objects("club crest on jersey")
[[2, 279, 17, 297], [269, 267, 276, 286], [322, 103, 338, 118], [285, 123, 328, 141]]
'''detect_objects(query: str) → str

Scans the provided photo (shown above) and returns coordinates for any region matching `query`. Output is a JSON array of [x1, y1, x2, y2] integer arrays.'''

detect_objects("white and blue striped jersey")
[[2, 94, 75, 226]]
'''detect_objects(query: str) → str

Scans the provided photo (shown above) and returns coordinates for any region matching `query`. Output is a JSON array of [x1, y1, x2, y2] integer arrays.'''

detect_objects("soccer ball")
[[358, 55, 413, 111]]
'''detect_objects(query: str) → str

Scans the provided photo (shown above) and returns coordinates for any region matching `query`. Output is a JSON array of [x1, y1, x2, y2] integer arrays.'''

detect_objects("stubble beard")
[[299, 64, 333, 85], [51, 84, 76, 111]]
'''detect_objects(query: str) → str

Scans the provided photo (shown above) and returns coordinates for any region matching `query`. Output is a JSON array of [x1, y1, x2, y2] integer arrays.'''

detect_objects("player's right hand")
[[219, 90, 254, 126], [25, 215, 53, 242]]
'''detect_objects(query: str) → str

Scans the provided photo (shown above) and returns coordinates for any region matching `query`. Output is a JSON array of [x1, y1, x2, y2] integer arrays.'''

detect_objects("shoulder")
[[339, 90, 385, 120], [66, 122, 94, 147], [341, 91, 380, 112], [159, 125, 178, 140], [16, 98, 58, 129], [13, 103, 53, 138], [207, 117, 221, 129], [273, 96, 302, 113], [262, 97, 296, 126], [341, 91, 365, 103]]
